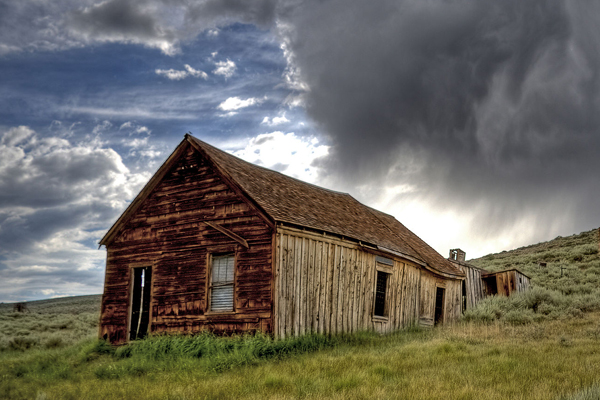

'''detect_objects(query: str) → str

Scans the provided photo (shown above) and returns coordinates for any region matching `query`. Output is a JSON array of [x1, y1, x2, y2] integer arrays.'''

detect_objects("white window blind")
[[210, 254, 235, 312]]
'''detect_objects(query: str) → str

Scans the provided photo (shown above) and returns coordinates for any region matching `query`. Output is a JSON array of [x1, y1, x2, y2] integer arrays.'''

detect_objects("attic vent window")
[[375, 256, 393, 266], [210, 254, 235, 312], [374, 270, 389, 317]]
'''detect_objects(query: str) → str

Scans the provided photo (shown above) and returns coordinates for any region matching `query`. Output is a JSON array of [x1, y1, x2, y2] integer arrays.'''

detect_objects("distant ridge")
[[0, 294, 101, 313]]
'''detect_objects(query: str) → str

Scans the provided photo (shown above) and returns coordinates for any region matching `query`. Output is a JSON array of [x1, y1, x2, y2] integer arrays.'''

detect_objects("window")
[[210, 254, 235, 312], [374, 270, 389, 317]]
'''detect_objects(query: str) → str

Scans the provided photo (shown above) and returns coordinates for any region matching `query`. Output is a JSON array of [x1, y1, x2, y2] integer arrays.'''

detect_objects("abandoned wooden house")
[[448, 249, 531, 311], [98, 134, 466, 344]]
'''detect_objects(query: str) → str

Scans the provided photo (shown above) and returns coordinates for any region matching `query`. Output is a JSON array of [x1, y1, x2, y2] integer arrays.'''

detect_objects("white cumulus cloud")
[[232, 131, 329, 184], [217, 96, 262, 112], [213, 59, 236, 78], [155, 64, 208, 80], [261, 114, 290, 126]]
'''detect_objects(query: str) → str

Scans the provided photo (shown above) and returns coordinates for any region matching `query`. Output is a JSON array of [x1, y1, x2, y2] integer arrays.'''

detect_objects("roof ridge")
[[185, 134, 462, 277], [187, 134, 351, 196], [358, 200, 427, 262]]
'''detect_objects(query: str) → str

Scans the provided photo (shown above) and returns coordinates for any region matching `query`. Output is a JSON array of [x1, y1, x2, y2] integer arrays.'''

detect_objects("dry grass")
[[2, 313, 600, 399], [0, 295, 100, 352]]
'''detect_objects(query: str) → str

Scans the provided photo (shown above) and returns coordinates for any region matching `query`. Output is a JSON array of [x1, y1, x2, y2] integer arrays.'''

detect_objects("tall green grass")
[[98, 331, 379, 373], [463, 286, 600, 324], [3, 314, 600, 399]]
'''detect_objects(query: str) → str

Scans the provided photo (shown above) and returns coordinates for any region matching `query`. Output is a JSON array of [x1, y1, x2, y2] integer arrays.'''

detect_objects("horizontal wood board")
[[100, 147, 273, 343]]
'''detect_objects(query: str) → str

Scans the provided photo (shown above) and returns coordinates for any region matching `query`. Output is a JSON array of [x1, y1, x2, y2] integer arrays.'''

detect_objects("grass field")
[[0, 295, 101, 352], [1, 229, 599, 399], [2, 314, 600, 399]]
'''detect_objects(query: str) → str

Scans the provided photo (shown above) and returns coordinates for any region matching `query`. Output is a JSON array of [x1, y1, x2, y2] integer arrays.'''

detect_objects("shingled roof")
[[186, 135, 462, 278], [100, 134, 462, 278]]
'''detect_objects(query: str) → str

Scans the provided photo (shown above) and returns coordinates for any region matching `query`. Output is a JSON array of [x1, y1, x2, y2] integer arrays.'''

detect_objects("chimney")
[[449, 248, 466, 262]]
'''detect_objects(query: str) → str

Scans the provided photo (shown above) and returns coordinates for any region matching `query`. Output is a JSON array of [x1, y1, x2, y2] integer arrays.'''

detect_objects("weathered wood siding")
[[451, 263, 485, 310], [482, 270, 530, 298], [515, 271, 530, 292], [495, 270, 530, 296], [418, 271, 462, 326], [100, 145, 273, 343], [274, 227, 461, 337]]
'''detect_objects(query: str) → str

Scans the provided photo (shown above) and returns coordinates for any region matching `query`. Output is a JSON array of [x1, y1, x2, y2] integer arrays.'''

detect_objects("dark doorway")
[[461, 280, 467, 312], [130, 266, 152, 340], [434, 287, 445, 325], [483, 276, 498, 296]]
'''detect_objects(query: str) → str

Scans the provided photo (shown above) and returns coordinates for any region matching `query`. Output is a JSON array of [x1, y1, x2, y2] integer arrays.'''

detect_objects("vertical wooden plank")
[[363, 253, 371, 330], [283, 233, 291, 337], [388, 264, 395, 331], [310, 239, 317, 333], [305, 238, 313, 334], [298, 236, 306, 336], [287, 234, 295, 337], [282, 233, 290, 338], [364, 254, 373, 331], [275, 232, 282, 337], [337, 245, 346, 334], [350, 248, 355, 333], [351, 249, 359, 333], [326, 241, 334, 335], [341, 246, 348, 334], [393, 262, 401, 329], [355, 250, 364, 331], [314, 240, 322, 334], [293, 235, 302, 336], [280, 234, 286, 337], [330, 244, 339, 334], [320, 241, 329, 335]]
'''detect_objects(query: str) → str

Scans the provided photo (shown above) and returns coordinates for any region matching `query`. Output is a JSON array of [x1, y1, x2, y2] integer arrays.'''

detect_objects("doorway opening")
[[130, 266, 152, 340], [461, 280, 467, 312], [434, 287, 445, 325]]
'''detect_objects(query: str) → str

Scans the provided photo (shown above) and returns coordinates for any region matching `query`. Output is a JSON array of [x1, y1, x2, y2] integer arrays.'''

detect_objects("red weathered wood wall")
[[100, 145, 273, 343]]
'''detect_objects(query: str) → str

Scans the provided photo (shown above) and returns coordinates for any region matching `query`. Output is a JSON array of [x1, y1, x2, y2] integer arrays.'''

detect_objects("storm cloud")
[[269, 0, 600, 252], [2, 0, 600, 301]]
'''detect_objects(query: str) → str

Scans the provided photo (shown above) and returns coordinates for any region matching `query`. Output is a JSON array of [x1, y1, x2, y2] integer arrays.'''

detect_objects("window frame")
[[207, 252, 237, 314], [373, 261, 393, 321]]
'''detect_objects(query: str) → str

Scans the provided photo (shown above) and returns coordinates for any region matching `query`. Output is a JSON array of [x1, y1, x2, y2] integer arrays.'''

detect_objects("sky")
[[1, 0, 599, 302]]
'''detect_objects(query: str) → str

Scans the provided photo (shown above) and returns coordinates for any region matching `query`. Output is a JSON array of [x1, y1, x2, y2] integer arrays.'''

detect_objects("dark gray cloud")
[[272, 0, 600, 250], [68, 0, 178, 53], [2, 0, 599, 261], [0, 0, 282, 56], [185, 0, 278, 29]]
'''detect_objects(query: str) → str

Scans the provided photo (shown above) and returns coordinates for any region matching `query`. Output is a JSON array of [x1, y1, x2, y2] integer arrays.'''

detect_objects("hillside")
[[469, 228, 600, 295], [0, 294, 101, 351]]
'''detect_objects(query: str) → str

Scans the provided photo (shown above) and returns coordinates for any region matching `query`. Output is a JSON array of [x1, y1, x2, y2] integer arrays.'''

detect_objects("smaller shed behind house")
[[448, 249, 531, 311]]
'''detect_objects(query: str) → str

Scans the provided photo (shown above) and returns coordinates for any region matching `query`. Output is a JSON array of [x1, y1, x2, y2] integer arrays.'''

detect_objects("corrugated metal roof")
[[188, 135, 463, 277]]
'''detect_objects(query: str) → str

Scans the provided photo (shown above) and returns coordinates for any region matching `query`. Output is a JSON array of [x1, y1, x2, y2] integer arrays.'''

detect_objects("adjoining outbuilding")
[[448, 248, 531, 311], [99, 134, 465, 343]]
